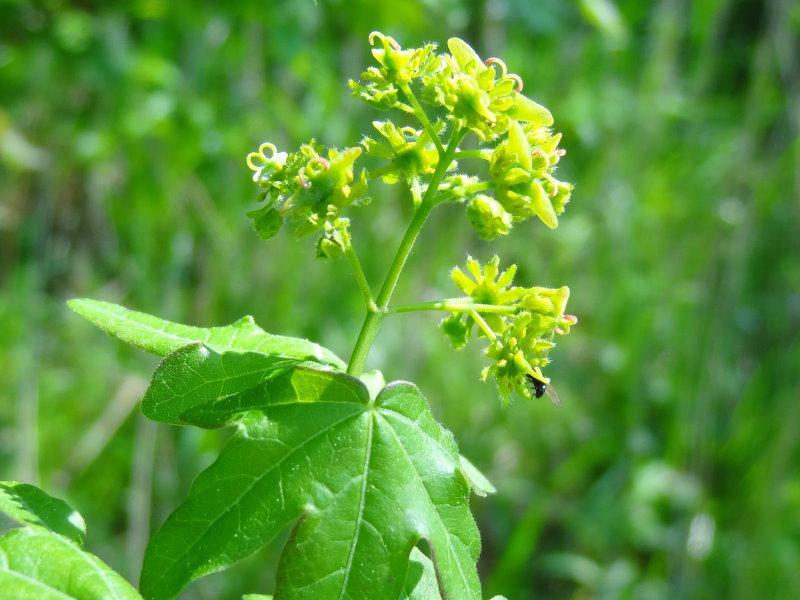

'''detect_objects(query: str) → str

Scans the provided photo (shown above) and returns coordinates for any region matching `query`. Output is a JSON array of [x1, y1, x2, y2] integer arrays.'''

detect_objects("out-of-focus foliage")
[[0, 1, 798, 599]]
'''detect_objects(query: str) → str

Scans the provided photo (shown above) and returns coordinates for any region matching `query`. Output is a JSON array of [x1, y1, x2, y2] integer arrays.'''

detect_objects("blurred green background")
[[1, 0, 799, 598]]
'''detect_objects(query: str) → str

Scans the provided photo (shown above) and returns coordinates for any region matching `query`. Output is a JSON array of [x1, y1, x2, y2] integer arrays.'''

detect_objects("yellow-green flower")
[[467, 195, 513, 240], [361, 120, 438, 185], [442, 256, 576, 402], [244, 139, 368, 252], [246, 142, 288, 183], [423, 37, 553, 141], [448, 255, 523, 337], [482, 311, 556, 402], [489, 120, 572, 229], [349, 32, 437, 111], [451, 255, 524, 306]]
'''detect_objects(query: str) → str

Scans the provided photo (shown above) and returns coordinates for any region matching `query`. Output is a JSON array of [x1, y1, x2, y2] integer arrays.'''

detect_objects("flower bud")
[[369, 32, 415, 79], [530, 149, 549, 174], [467, 195, 513, 240], [522, 286, 570, 318], [362, 120, 438, 185], [551, 180, 573, 215], [438, 174, 481, 201], [315, 215, 351, 260], [529, 179, 558, 229], [440, 314, 469, 349]]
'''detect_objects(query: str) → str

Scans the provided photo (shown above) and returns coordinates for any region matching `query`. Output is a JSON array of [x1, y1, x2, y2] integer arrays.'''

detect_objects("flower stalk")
[[347, 127, 464, 376]]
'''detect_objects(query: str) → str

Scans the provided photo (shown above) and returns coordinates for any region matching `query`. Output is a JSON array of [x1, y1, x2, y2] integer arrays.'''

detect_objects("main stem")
[[347, 128, 464, 376]]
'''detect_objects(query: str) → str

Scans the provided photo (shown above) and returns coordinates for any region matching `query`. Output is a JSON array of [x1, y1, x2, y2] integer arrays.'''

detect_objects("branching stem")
[[432, 181, 494, 205], [345, 244, 378, 314], [454, 150, 489, 161], [399, 82, 446, 156], [347, 127, 466, 375], [387, 299, 518, 315], [469, 309, 498, 341]]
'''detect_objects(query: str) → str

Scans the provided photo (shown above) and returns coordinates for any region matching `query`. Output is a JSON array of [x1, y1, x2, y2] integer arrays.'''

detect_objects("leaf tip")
[[66, 297, 88, 314], [458, 455, 497, 497]]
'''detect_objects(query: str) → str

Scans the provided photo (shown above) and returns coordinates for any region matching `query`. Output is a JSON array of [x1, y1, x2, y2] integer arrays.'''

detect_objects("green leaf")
[[139, 362, 481, 600], [240, 549, 444, 600], [0, 526, 141, 599], [247, 205, 284, 240], [67, 299, 345, 370], [234, 547, 446, 600], [0, 481, 86, 544], [458, 456, 496, 497], [140, 344, 308, 426], [400, 548, 443, 599]]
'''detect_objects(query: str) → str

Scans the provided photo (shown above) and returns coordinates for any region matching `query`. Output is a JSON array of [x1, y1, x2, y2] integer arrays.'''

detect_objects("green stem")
[[387, 299, 518, 315], [347, 128, 465, 376], [469, 309, 497, 341], [431, 180, 494, 205], [399, 82, 446, 157], [455, 150, 490, 161], [345, 243, 378, 314]]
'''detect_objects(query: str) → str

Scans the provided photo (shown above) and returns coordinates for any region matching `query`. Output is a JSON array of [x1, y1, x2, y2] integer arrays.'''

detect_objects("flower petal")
[[510, 94, 554, 128]]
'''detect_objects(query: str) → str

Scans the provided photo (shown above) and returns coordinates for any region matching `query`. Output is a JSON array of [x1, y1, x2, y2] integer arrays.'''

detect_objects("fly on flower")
[[525, 373, 562, 407]]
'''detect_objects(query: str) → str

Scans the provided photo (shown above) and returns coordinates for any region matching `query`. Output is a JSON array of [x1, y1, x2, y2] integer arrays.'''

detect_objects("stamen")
[[306, 157, 330, 174], [508, 74, 524, 92], [258, 142, 278, 157], [245, 152, 264, 171], [484, 57, 508, 77]]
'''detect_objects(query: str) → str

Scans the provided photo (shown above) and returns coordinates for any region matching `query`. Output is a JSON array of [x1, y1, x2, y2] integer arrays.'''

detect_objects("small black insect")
[[526, 373, 562, 406], [525, 373, 547, 398]]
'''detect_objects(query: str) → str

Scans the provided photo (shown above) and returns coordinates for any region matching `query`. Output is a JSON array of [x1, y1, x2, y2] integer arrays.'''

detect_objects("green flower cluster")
[[245, 31, 577, 404], [351, 33, 554, 141], [361, 120, 439, 205], [487, 120, 572, 231], [348, 32, 438, 112], [248, 32, 573, 257], [441, 256, 577, 402], [245, 140, 368, 258], [423, 38, 554, 141], [349, 32, 572, 237]]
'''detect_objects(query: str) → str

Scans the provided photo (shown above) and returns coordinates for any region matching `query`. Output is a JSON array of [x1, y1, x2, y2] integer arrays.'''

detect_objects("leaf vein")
[[148, 408, 366, 589], [336, 410, 375, 600]]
